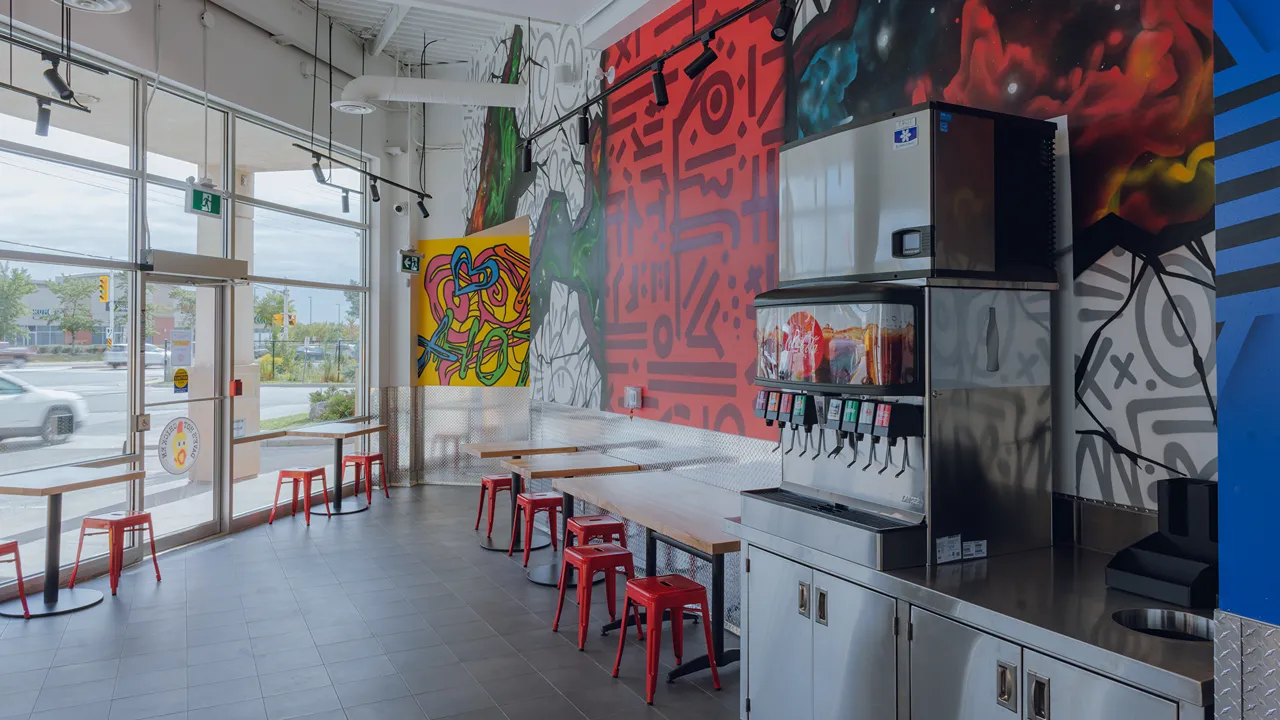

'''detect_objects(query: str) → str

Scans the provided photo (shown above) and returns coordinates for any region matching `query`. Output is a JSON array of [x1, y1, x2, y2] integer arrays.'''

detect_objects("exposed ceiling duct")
[[332, 74, 527, 114], [51, 0, 132, 12]]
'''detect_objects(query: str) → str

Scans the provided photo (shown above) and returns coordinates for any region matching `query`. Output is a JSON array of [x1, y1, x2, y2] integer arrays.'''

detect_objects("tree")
[[254, 289, 295, 328], [110, 272, 164, 341], [48, 275, 97, 345], [171, 288, 196, 329], [0, 263, 36, 342]]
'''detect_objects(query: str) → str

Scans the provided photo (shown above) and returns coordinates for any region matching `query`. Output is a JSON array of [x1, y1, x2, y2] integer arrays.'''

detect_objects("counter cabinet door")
[[1022, 650, 1177, 720], [811, 571, 898, 720], [909, 607, 1022, 720], [746, 548, 815, 720]]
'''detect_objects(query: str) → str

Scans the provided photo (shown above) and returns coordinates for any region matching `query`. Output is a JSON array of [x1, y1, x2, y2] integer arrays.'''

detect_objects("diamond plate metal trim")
[[529, 401, 782, 630], [1242, 615, 1280, 719], [1217, 610, 1243, 720]]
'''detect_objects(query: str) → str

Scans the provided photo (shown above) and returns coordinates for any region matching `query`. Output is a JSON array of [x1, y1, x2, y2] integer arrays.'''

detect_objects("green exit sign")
[[400, 251, 422, 274], [185, 185, 222, 219]]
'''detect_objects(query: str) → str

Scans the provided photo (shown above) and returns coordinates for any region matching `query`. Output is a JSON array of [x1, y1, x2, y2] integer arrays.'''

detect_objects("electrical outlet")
[[623, 386, 643, 410], [134, 414, 151, 433]]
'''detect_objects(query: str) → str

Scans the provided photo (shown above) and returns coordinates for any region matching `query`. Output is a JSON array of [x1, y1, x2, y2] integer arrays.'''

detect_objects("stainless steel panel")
[[1022, 649, 1177, 720], [813, 571, 897, 719], [739, 486, 926, 570], [926, 384, 1053, 562], [932, 111, 996, 273], [782, 418, 928, 519], [404, 386, 531, 485], [731, 527, 1211, 707], [1213, 610, 1241, 720], [928, 288, 1052, 390], [746, 547, 814, 720], [1241, 615, 1280, 720], [910, 607, 1021, 719], [780, 109, 933, 282]]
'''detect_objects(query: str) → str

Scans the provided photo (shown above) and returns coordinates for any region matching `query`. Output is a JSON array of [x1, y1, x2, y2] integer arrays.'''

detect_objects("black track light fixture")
[[42, 57, 74, 101], [417, 195, 430, 219], [311, 159, 326, 184], [522, 143, 533, 173], [684, 34, 718, 79], [577, 108, 590, 146], [651, 62, 669, 107], [341, 190, 350, 214], [771, 0, 796, 42], [369, 179, 380, 203], [35, 100, 51, 137]]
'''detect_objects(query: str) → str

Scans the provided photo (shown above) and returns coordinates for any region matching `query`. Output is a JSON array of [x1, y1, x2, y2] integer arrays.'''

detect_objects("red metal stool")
[[508, 492, 562, 566], [612, 574, 721, 704], [552, 543, 637, 650], [0, 542, 29, 618], [567, 515, 627, 548], [68, 511, 161, 597], [268, 467, 330, 525], [474, 474, 513, 537], [342, 452, 387, 503]]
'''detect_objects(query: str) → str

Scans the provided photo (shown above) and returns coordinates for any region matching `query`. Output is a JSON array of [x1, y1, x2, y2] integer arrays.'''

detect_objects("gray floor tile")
[[413, 686, 496, 719], [562, 684, 650, 719], [386, 646, 457, 673], [44, 658, 119, 688], [0, 688, 38, 718], [113, 668, 189, 699], [35, 677, 116, 712], [333, 674, 411, 708], [476, 671, 559, 705], [29, 701, 112, 720], [445, 638, 512, 663], [310, 622, 372, 647], [325, 654, 397, 684], [187, 676, 262, 710], [106, 688, 188, 720], [500, 694, 588, 720], [372, 629, 442, 655], [342, 696, 426, 720], [259, 665, 334, 698], [187, 698, 267, 720], [187, 657, 259, 686], [263, 685, 342, 720], [398, 664, 477, 696]]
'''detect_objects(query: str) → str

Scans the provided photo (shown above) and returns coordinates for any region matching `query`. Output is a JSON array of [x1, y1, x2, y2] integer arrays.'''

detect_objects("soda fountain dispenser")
[[741, 102, 1058, 570]]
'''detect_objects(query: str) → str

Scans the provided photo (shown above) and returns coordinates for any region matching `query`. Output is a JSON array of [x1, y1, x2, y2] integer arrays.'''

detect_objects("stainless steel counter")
[[725, 519, 1213, 708]]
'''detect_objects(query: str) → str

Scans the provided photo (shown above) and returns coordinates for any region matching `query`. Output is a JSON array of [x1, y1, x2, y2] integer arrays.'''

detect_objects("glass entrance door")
[[138, 275, 228, 545]]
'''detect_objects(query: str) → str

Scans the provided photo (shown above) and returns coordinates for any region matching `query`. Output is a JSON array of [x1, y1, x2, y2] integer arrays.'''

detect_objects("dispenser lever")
[[810, 429, 825, 460], [895, 441, 911, 478], [878, 441, 894, 475], [784, 426, 798, 455], [861, 440, 878, 471], [827, 436, 844, 459], [846, 436, 861, 469]]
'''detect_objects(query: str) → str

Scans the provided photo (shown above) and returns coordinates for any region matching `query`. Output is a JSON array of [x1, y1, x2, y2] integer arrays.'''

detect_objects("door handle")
[[1027, 672, 1049, 719], [815, 587, 828, 626], [996, 660, 1018, 712], [798, 581, 810, 618]]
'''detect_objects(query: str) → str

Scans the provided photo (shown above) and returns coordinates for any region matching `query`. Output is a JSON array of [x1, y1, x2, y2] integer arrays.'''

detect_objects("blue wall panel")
[[1216, 0, 1280, 624]]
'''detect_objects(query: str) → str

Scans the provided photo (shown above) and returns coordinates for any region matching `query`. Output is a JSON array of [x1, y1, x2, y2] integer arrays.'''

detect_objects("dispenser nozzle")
[[878, 441, 894, 475], [861, 440, 878, 472], [895, 440, 911, 478], [784, 426, 799, 455], [846, 435, 861, 469]]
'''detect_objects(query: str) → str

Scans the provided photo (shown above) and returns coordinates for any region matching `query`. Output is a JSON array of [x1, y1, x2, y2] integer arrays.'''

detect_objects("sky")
[[0, 111, 365, 325]]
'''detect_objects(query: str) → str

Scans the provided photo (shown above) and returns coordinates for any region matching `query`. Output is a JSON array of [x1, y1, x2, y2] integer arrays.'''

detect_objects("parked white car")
[[0, 372, 88, 444], [103, 343, 169, 368]]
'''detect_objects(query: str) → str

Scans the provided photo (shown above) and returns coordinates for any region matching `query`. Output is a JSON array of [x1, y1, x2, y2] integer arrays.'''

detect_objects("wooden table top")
[[462, 441, 580, 459], [0, 467, 145, 497], [502, 452, 641, 479], [286, 422, 388, 440], [553, 471, 743, 556]]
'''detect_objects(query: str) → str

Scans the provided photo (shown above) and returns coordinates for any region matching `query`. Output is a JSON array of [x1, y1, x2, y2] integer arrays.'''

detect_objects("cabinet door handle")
[[1027, 672, 1049, 720], [798, 581, 810, 618], [815, 588, 828, 626], [996, 660, 1018, 712]]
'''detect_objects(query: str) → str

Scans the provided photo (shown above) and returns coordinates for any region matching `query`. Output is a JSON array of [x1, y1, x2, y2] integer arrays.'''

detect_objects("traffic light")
[[288, 314, 297, 326], [272, 313, 283, 327], [98, 276, 109, 303]]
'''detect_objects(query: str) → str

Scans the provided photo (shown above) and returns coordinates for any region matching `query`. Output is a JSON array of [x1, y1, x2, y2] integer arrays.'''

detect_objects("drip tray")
[[743, 488, 914, 531], [1112, 609, 1214, 642], [740, 488, 926, 570]]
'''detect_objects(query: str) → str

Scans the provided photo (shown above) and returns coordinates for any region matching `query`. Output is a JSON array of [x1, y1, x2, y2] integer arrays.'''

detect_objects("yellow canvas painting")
[[411, 235, 530, 387]]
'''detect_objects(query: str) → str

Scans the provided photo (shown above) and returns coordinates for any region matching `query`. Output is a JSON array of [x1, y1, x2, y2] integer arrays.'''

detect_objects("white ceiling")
[[314, 0, 604, 66]]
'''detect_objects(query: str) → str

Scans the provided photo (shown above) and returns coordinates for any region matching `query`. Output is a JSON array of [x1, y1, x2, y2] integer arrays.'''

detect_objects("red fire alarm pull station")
[[230, 379, 243, 397]]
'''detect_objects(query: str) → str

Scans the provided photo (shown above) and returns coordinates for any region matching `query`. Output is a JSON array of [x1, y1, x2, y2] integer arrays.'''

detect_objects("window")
[[146, 182, 226, 256], [249, 206, 362, 285], [234, 118, 365, 221], [0, 44, 136, 167], [0, 151, 132, 261], [146, 89, 226, 182]]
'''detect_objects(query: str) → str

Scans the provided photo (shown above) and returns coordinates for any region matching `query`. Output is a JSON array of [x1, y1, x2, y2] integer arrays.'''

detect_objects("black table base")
[[0, 587, 103, 618], [526, 558, 605, 588], [314, 497, 370, 516]]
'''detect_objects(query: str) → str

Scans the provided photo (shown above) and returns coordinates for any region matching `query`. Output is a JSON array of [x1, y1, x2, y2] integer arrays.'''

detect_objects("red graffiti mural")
[[602, 0, 786, 440]]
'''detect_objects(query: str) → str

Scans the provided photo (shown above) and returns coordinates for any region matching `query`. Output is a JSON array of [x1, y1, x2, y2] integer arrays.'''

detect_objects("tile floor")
[[0, 485, 740, 720]]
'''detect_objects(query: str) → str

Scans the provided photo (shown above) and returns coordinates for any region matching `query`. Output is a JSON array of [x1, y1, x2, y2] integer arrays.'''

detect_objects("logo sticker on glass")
[[157, 417, 201, 475]]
